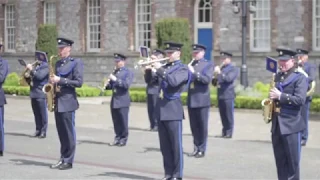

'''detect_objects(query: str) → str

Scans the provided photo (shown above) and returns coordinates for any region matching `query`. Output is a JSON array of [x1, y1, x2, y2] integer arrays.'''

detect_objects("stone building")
[[0, 0, 319, 92]]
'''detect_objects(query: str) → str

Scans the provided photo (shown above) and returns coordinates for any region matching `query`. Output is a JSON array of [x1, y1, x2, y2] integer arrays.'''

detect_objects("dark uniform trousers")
[[187, 58, 213, 152], [144, 69, 160, 129], [54, 57, 83, 163], [0, 58, 9, 153], [155, 60, 190, 178], [106, 67, 134, 144], [215, 64, 238, 137], [30, 62, 49, 134], [301, 62, 315, 142], [271, 69, 307, 180]]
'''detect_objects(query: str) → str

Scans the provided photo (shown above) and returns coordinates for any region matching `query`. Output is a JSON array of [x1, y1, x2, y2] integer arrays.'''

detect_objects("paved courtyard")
[[0, 96, 320, 179]]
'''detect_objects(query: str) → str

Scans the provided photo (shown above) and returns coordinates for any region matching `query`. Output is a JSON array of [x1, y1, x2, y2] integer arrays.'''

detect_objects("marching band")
[[0, 35, 315, 180]]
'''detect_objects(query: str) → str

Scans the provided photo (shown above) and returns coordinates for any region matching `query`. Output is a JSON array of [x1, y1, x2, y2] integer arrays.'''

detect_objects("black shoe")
[[33, 131, 40, 137], [117, 142, 126, 147], [301, 140, 307, 146], [50, 160, 63, 169], [108, 140, 120, 146], [161, 175, 171, 180], [150, 126, 158, 131], [224, 135, 232, 139], [187, 150, 198, 157], [59, 163, 72, 170], [0, 151, 3, 156], [38, 132, 46, 139], [194, 151, 205, 158]]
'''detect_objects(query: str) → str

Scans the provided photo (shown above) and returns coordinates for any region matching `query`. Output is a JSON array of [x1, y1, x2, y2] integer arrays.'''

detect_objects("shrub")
[[155, 18, 192, 64], [4, 72, 20, 86], [35, 24, 58, 64]]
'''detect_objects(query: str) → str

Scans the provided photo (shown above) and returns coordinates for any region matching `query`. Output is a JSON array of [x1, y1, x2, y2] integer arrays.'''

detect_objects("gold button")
[[287, 98, 289, 100], [289, 102, 292, 104]]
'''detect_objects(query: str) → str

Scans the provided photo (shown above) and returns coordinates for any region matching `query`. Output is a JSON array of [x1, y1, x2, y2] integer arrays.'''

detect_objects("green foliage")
[[35, 24, 58, 63], [4, 72, 20, 86], [155, 18, 192, 63]]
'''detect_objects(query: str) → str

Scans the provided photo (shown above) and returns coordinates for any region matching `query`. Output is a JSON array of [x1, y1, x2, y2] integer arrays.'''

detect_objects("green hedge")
[[4, 72, 320, 112], [155, 18, 192, 64]]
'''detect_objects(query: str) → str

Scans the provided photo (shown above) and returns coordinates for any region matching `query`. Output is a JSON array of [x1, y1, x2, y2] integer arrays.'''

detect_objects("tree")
[[35, 24, 58, 64]]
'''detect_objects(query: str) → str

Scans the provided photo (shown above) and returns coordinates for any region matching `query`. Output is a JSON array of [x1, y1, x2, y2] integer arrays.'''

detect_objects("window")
[[135, 0, 151, 49], [249, 0, 271, 52], [44, 1, 56, 24], [198, 0, 212, 25], [87, 0, 101, 52], [313, 0, 320, 50], [5, 4, 15, 52]]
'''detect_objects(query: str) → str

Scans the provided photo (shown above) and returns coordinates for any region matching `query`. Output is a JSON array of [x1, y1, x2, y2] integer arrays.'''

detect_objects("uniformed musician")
[[49, 37, 84, 170], [187, 44, 213, 158], [296, 49, 315, 146], [106, 53, 134, 147], [27, 51, 49, 138], [148, 42, 190, 180], [212, 51, 238, 138], [0, 44, 9, 157], [144, 49, 164, 131], [269, 48, 307, 180]]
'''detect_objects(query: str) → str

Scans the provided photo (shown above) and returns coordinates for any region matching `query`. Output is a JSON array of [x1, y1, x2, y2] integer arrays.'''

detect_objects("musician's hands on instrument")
[[188, 65, 195, 73], [269, 87, 281, 100], [152, 62, 162, 69], [109, 74, 117, 81], [144, 65, 152, 69], [26, 64, 33, 70], [214, 66, 221, 74], [50, 75, 60, 83]]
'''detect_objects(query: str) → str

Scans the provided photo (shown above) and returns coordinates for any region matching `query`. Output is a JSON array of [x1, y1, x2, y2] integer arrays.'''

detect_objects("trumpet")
[[134, 57, 169, 69], [211, 62, 224, 87]]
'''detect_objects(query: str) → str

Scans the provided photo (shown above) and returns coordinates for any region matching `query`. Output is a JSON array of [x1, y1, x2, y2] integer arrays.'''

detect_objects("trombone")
[[134, 57, 169, 69]]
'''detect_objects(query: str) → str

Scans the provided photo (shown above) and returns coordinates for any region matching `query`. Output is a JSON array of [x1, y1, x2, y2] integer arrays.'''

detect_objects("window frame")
[[86, 0, 101, 52], [135, 0, 152, 51], [4, 3, 16, 53], [313, 0, 320, 51], [43, 0, 56, 25], [249, 0, 271, 52]]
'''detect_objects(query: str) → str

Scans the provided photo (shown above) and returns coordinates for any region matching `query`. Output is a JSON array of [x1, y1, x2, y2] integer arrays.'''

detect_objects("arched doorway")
[[194, 0, 213, 60]]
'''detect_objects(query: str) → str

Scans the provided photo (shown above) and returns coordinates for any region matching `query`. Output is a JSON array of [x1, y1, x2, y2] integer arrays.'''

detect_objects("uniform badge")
[[190, 82, 194, 89], [166, 44, 170, 48], [159, 89, 163, 99]]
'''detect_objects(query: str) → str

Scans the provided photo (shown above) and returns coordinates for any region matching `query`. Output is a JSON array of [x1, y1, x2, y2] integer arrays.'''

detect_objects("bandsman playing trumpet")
[[106, 53, 134, 147], [28, 51, 49, 138], [144, 49, 165, 131], [269, 48, 307, 180], [149, 42, 190, 180], [296, 49, 315, 146], [186, 44, 213, 158], [0, 44, 9, 157], [49, 37, 84, 170], [212, 51, 238, 139]]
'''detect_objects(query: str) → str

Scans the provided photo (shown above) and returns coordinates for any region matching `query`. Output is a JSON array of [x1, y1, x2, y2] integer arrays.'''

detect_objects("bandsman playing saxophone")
[[0, 44, 9, 157], [212, 51, 238, 139], [186, 44, 213, 158], [269, 48, 307, 180], [296, 49, 315, 146], [28, 51, 49, 138], [106, 53, 134, 147], [49, 37, 84, 170], [144, 49, 165, 131]]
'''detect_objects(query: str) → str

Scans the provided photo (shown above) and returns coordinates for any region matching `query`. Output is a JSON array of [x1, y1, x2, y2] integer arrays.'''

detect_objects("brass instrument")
[[261, 73, 276, 124], [134, 57, 169, 69], [211, 63, 224, 87], [296, 60, 316, 97], [19, 60, 41, 86], [42, 55, 59, 112], [97, 67, 118, 95]]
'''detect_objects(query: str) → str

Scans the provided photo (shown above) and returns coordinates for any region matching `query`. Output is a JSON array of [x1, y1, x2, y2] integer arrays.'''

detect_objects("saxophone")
[[42, 55, 58, 112], [211, 62, 224, 87], [261, 73, 276, 124]]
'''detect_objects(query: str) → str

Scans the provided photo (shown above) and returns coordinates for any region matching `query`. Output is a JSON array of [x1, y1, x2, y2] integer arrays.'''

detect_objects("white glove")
[[188, 65, 195, 73], [214, 66, 221, 74], [152, 62, 162, 69], [109, 74, 117, 81], [151, 68, 156, 73]]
